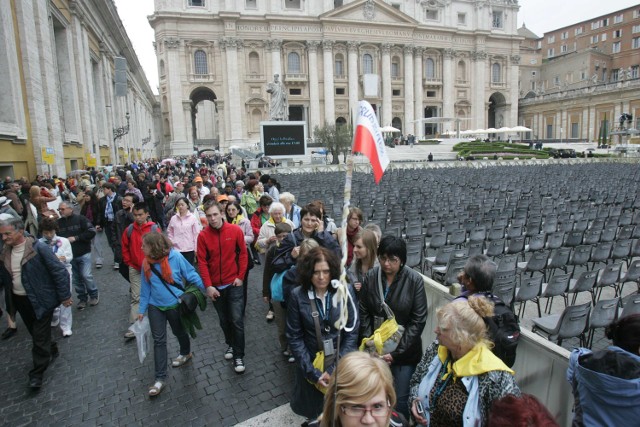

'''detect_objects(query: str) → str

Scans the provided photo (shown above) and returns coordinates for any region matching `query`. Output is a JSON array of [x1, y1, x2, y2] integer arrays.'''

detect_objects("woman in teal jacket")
[[138, 232, 204, 397]]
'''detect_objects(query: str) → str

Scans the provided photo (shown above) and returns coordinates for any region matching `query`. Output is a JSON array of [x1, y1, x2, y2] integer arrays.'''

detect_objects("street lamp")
[[113, 112, 130, 143]]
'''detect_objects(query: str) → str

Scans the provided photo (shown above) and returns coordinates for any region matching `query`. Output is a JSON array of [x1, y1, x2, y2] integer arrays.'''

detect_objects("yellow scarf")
[[437, 343, 514, 381], [231, 214, 245, 225]]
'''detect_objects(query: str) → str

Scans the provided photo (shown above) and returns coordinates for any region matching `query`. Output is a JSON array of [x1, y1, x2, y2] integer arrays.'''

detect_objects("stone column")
[[221, 38, 243, 143], [588, 106, 596, 141], [442, 49, 456, 121], [323, 40, 335, 125], [164, 38, 187, 152], [403, 45, 414, 135], [347, 41, 360, 128], [471, 50, 487, 129], [414, 47, 424, 138], [555, 111, 562, 140], [509, 55, 520, 127], [307, 41, 321, 131], [381, 43, 392, 127], [581, 108, 589, 140], [183, 101, 193, 148], [271, 39, 282, 77]]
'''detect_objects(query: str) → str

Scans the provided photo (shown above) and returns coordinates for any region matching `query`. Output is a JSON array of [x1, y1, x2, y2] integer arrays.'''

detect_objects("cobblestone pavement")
[[0, 236, 295, 427]]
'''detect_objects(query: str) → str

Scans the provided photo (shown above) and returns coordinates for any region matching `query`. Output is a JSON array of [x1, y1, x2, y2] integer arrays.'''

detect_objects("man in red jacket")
[[198, 201, 248, 374], [121, 202, 159, 339]]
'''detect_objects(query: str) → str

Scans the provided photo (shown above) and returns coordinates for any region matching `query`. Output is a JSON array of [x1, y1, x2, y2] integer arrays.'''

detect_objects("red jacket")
[[197, 222, 248, 288], [251, 208, 268, 239], [121, 221, 159, 271]]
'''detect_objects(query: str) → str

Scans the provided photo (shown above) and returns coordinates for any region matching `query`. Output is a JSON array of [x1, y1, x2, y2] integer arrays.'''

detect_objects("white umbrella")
[[511, 125, 532, 132], [380, 125, 401, 133], [486, 128, 498, 133], [496, 127, 513, 133], [161, 158, 176, 165]]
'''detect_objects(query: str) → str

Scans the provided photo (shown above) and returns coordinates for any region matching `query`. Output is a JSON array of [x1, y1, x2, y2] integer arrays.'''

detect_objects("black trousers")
[[13, 294, 56, 380]]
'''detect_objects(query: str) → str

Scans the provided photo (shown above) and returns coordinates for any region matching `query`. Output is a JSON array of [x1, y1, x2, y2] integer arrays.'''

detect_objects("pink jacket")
[[167, 211, 201, 252]]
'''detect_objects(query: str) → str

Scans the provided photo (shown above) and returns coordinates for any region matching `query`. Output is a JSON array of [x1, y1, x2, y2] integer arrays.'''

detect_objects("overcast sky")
[[114, 0, 639, 95]]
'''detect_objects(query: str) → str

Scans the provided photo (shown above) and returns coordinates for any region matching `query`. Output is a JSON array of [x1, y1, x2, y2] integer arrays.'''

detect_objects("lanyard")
[[313, 289, 331, 324]]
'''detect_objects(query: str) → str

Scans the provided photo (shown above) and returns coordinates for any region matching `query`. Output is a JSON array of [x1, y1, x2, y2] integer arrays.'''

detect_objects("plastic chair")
[[492, 279, 517, 309], [582, 229, 601, 245], [425, 245, 457, 278], [468, 226, 487, 243], [617, 259, 640, 296], [531, 302, 591, 347], [505, 236, 525, 258], [593, 262, 623, 302], [566, 269, 599, 305], [589, 241, 613, 270], [467, 240, 485, 257], [599, 227, 617, 243], [515, 275, 543, 318], [545, 232, 565, 250], [487, 225, 506, 241], [620, 293, 640, 318], [611, 239, 632, 265], [525, 233, 546, 252], [497, 254, 519, 273], [485, 239, 505, 258], [425, 231, 447, 256], [586, 297, 619, 348], [448, 229, 467, 248], [567, 245, 592, 274], [517, 250, 550, 278], [616, 225, 635, 241], [506, 224, 523, 239], [564, 230, 584, 248], [545, 247, 571, 281], [539, 273, 571, 314], [440, 256, 469, 286]]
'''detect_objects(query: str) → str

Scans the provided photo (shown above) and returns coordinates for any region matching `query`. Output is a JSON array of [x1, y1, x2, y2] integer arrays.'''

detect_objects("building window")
[[426, 90, 436, 97], [425, 58, 435, 78], [457, 60, 466, 81], [531, 70, 537, 77], [612, 41, 621, 54], [334, 54, 344, 76], [633, 25, 640, 34], [287, 52, 300, 73], [613, 29, 622, 38], [612, 69, 619, 81], [188, 0, 204, 6], [561, 31, 568, 40], [591, 35, 599, 44], [491, 63, 501, 83], [546, 124, 553, 139], [391, 56, 400, 78], [547, 48, 555, 58], [601, 33, 607, 41], [633, 37, 640, 49], [581, 71, 586, 80], [335, 87, 345, 95], [492, 11, 503, 29], [248, 52, 260, 74], [554, 76, 560, 86], [285, 0, 301, 9], [591, 21, 601, 30], [426, 9, 438, 20], [391, 3, 400, 10], [574, 27, 583, 36], [194, 50, 207, 74], [363, 54, 373, 74], [334, 0, 343, 7], [159, 60, 165, 76], [632, 65, 639, 79], [457, 13, 466, 25], [245, 0, 257, 8], [635, 9, 640, 18], [548, 35, 556, 43], [289, 88, 301, 95], [571, 123, 579, 138], [561, 45, 568, 53], [392, 89, 401, 96], [602, 18, 609, 27], [614, 14, 623, 24]]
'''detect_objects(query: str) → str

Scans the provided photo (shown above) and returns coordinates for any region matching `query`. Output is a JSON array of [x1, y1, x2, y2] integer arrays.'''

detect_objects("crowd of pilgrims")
[[0, 154, 638, 427]]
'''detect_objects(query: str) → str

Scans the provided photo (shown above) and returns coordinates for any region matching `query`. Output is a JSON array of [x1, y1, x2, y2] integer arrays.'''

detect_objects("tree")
[[313, 123, 352, 164]]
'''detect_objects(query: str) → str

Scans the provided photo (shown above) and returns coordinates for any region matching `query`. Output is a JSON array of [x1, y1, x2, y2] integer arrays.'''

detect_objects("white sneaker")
[[62, 330, 72, 337], [234, 358, 245, 373], [172, 353, 193, 367], [224, 346, 234, 360]]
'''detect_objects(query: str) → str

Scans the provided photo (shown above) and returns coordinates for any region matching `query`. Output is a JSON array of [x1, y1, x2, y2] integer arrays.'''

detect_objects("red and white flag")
[[352, 100, 390, 184]]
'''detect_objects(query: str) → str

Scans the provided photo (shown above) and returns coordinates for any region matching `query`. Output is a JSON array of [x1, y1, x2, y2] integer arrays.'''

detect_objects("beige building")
[[150, 0, 523, 156], [0, 0, 159, 178], [518, 5, 640, 142]]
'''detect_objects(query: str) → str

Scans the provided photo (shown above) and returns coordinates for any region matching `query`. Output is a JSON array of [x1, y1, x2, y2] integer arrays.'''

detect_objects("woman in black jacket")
[[358, 235, 428, 420], [286, 247, 359, 420]]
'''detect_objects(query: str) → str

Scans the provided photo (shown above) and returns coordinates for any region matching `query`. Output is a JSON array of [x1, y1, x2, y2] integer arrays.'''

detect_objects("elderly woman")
[[409, 297, 520, 427], [347, 229, 379, 293], [337, 207, 364, 267], [286, 247, 359, 420], [256, 202, 295, 256], [567, 313, 640, 427], [279, 191, 301, 229], [310, 352, 408, 427], [359, 235, 428, 419]]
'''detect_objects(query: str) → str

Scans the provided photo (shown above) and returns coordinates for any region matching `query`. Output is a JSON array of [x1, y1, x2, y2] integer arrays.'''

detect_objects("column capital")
[[403, 45, 415, 56], [347, 41, 360, 53], [443, 48, 457, 59], [381, 43, 392, 54], [269, 39, 283, 51], [510, 54, 521, 64], [471, 50, 487, 61], [414, 46, 425, 57], [322, 39, 334, 51], [220, 37, 242, 50], [306, 40, 320, 52], [164, 37, 181, 49], [182, 100, 193, 111]]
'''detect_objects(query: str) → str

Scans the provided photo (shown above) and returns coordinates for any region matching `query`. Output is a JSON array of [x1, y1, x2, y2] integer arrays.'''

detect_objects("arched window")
[[391, 56, 400, 78], [363, 53, 373, 74], [457, 60, 466, 82], [162, 95, 168, 110], [194, 50, 207, 75], [425, 58, 435, 78], [492, 63, 502, 83], [249, 52, 260, 74], [287, 52, 301, 73], [335, 53, 344, 76], [159, 60, 165, 76]]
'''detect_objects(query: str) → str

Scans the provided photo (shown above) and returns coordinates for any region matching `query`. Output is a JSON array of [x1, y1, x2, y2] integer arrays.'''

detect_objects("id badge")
[[323, 339, 335, 356]]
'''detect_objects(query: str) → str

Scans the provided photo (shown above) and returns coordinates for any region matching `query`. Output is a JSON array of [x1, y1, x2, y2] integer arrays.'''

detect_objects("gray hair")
[[464, 254, 497, 292], [279, 192, 296, 204], [0, 217, 25, 231], [269, 202, 286, 215]]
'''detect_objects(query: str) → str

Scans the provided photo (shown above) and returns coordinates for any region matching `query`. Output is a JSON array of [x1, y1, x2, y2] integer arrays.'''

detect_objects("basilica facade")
[[150, 0, 522, 156]]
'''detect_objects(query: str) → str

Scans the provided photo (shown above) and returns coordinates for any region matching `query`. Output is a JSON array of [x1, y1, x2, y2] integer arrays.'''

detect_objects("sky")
[[114, 0, 640, 95]]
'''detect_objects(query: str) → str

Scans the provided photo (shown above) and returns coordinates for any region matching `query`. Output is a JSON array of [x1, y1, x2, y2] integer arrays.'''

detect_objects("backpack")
[[126, 223, 160, 239], [482, 293, 520, 367]]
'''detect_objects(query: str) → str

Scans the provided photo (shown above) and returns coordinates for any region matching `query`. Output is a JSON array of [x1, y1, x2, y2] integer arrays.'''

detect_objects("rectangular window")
[[335, 87, 346, 95], [635, 9, 640, 18], [561, 45, 567, 53], [531, 70, 537, 77], [612, 69, 619, 81], [426, 9, 438, 20], [245, 0, 257, 8], [591, 21, 600, 30], [457, 13, 466, 25], [633, 25, 640, 34], [614, 14, 623, 24], [601, 33, 607, 41], [289, 88, 301, 95], [188, 0, 204, 6], [571, 123, 579, 138], [537, 40, 542, 49], [546, 124, 553, 139], [612, 41, 621, 53], [530, 81, 536, 90], [492, 11, 503, 29], [392, 89, 401, 97], [632, 65, 639, 79], [581, 71, 587, 80], [334, 59, 343, 76], [613, 29, 622, 38], [548, 35, 556, 43], [591, 35, 599, 44], [285, 0, 301, 9], [391, 63, 399, 78], [633, 37, 640, 49], [391, 3, 400, 10], [561, 32, 568, 40], [426, 90, 437, 98], [547, 48, 555, 58], [554, 76, 560, 86], [575, 27, 583, 35], [602, 18, 608, 27]]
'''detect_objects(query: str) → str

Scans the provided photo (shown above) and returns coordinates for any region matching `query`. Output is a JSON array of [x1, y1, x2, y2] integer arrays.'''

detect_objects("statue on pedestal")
[[266, 74, 288, 121]]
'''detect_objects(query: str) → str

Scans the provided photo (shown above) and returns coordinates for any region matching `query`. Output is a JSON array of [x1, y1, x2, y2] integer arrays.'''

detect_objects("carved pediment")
[[320, 0, 419, 26]]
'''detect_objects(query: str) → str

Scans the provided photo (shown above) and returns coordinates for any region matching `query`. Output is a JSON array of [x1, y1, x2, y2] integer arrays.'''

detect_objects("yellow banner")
[[86, 153, 97, 167], [42, 147, 55, 165]]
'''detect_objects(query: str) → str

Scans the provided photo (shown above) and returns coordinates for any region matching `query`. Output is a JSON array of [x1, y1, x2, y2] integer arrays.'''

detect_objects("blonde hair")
[[142, 232, 172, 260], [436, 296, 495, 350], [299, 238, 320, 258], [320, 352, 396, 427]]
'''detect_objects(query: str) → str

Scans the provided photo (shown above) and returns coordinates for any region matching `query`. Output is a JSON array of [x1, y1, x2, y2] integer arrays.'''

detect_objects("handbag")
[[359, 269, 405, 356], [306, 298, 335, 394]]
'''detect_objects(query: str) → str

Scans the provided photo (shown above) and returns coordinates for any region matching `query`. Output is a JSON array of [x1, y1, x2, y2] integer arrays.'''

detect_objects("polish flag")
[[352, 101, 390, 184]]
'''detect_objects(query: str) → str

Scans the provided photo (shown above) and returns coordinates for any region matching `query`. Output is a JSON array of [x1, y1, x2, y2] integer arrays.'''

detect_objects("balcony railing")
[[491, 81, 506, 88], [245, 73, 265, 81], [424, 77, 442, 86], [189, 73, 214, 82], [334, 74, 347, 81], [285, 73, 308, 82]]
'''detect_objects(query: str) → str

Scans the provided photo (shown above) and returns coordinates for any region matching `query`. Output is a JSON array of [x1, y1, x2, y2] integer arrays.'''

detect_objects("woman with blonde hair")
[[347, 229, 378, 292], [409, 296, 520, 426], [311, 351, 408, 427]]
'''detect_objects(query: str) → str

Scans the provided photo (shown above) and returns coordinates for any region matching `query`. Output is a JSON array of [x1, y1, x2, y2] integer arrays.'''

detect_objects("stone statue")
[[591, 74, 598, 84], [266, 74, 288, 121], [627, 67, 633, 81]]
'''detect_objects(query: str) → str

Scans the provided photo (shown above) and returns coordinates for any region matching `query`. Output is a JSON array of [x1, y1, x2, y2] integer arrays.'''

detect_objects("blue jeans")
[[212, 285, 245, 358], [148, 305, 190, 381], [391, 364, 416, 420], [72, 252, 98, 302]]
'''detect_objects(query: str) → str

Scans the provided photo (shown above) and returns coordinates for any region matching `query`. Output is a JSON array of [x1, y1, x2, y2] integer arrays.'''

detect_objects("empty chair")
[[545, 247, 571, 282], [539, 273, 572, 314], [405, 249, 423, 272], [564, 230, 584, 248], [448, 228, 467, 248], [506, 224, 523, 239], [545, 232, 565, 250], [620, 293, 640, 318], [617, 259, 640, 296], [531, 302, 591, 347], [487, 225, 506, 241], [573, 218, 589, 232], [425, 245, 457, 278], [468, 226, 487, 242], [441, 256, 469, 286], [617, 225, 635, 240], [594, 262, 623, 302], [599, 227, 617, 243], [558, 220, 575, 233], [525, 222, 541, 239], [497, 254, 519, 273], [589, 217, 605, 230], [514, 275, 543, 318], [425, 222, 442, 238], [485, 239, 505, 258], [525, 233, 546, 252], [568, 245, 592, 274], [582, 229, 601, 246], [466, 240, 485, 257], [405, 224, 424, 238], [518, 250, 550, 278], [618, 210, 634, 226], [425, 231, 447, 256], [629, 239, 640, 264], [492, 279, 517, 309], [566, 269, 599, 305], [589, 241, 613, 270], [611, 239, 633, 265], [504, 236, 526, 258], [586, 297, 619, 348]]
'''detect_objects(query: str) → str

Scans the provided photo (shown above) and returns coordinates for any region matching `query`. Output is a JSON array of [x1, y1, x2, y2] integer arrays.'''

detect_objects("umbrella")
[[161, 158, 176, 165], [496, 127, 513, 133], [380, 125, 401, 133], [485, 128, 498, 133], [511, 125, 532, 132]]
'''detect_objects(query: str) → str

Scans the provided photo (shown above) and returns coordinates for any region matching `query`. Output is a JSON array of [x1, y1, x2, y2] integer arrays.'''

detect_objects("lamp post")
[[113, 112, 130, 163]]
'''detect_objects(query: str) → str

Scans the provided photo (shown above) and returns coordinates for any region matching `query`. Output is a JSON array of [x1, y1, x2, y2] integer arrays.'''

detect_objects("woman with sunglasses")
[[358, 235, 428, 420]]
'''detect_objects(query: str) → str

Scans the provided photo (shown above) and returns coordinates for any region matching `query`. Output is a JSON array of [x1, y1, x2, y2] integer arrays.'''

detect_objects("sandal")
[[148, 381, 164, 397]]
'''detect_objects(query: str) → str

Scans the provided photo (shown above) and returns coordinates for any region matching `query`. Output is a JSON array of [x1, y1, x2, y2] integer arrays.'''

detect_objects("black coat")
[[272, 228, 341, 273], [57, 213, 96, 258], [97, 194, 123, 227], [359, 265, 428, 366]]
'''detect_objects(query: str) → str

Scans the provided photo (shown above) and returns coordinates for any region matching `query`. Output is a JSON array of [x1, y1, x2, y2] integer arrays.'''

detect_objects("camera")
[[416, 400, 425, 416]]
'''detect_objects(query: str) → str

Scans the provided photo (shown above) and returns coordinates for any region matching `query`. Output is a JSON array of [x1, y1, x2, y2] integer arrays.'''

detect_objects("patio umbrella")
[[486, 128, 498, 133], [511, 125, 532, 132], [161, 158, 177, 165], [380, 125, 401, 133], [496, 127, 513, 133]]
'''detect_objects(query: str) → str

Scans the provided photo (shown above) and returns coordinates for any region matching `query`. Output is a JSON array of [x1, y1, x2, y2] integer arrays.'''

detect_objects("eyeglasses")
[[313, 269, 331, 277], [340, 403, 390, 418], [378, 255, 400, 265]]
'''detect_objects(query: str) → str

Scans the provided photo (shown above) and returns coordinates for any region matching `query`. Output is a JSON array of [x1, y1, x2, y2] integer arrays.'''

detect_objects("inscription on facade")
[[237, 24, 269, 32], [324, 25, 411, 37], [415, 33, 452, 41], [269, 24, 322, 33]]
